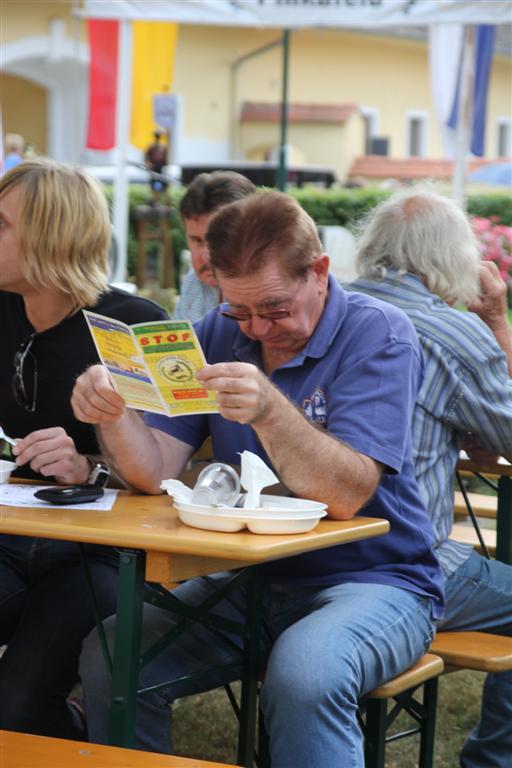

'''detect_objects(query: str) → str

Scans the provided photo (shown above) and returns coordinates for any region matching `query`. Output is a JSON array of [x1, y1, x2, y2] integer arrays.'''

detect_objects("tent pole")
[[112, 19, 133, 282], [453, 26, 475, 209], [277, 29, 290, 192]]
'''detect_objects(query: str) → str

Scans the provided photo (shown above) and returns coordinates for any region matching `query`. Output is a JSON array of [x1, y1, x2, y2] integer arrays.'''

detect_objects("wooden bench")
[[362, 653, 444, 768], [0, 730, 240, 768], [431, 631, 512, 673], [450, 523, 496, 557], [453, 491, 497, 519]]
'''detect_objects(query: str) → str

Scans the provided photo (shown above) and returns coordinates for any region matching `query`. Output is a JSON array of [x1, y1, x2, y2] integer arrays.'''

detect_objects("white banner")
[[81, 0, 512, 27]]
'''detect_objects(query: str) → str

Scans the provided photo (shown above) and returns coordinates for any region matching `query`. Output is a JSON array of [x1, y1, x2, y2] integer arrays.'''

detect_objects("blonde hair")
[[0, 157, 111, 307], [356, 187, 481, 305]]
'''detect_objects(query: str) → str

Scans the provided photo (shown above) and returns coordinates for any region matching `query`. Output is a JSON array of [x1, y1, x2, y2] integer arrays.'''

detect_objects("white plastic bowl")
[[0, 459, 16, 484]]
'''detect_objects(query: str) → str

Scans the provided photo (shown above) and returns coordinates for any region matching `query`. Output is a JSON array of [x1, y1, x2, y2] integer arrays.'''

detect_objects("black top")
[[1, 287, 168, 479]]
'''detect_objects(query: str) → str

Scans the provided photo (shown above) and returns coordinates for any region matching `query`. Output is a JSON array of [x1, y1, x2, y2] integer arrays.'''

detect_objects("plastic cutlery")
[[0, 426, 16, 446]]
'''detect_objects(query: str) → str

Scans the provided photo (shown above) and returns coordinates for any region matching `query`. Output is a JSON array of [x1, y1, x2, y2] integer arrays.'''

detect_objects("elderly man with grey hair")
[[346, 187, 512, 768]]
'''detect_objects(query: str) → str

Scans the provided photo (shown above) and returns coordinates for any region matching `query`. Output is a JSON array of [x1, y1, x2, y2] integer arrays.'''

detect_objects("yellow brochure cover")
[[83, 311, 219, 417]]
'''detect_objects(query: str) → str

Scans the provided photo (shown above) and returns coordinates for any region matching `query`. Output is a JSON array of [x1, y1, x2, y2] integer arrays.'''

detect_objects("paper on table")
[[240, 451, 279, 508], [0, 484, 119, 511]]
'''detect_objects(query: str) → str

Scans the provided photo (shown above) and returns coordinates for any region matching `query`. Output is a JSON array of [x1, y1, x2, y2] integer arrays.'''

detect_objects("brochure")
[[83, 311, 219, 417]]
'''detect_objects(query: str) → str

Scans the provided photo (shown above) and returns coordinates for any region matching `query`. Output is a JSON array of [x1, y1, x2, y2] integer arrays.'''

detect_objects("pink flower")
[[470, 216, 512, 288]]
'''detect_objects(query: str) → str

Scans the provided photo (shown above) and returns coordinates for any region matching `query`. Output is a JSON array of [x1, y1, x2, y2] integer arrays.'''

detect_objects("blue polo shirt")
[[146, 277, 444, 618]]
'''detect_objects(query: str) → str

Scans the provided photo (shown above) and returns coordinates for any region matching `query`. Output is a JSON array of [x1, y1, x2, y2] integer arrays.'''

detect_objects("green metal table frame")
[[89, 547, 264, 767], [460, 467, 512, 565], [496, 475, 512, 565]]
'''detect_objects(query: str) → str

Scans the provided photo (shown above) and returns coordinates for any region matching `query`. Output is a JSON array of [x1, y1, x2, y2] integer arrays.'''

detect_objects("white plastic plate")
[[173, 494, 327, 518], [176, 506, 327, 534]]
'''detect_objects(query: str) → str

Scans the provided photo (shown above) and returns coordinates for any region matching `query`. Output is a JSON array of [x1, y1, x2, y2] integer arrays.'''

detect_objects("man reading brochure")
[[72, 191, 444, 768]]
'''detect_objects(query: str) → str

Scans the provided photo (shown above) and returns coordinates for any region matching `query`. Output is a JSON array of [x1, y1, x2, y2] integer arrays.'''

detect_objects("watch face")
[[89, 463, 111, 488]]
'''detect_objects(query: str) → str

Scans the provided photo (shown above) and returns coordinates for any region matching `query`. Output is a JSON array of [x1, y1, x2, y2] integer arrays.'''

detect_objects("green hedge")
[[466, 194, 512, 224], [104, 185, 512, 284]]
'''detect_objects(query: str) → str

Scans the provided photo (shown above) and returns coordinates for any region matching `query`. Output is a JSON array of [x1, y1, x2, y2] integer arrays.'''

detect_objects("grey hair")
[[355, 187, 481, 305]]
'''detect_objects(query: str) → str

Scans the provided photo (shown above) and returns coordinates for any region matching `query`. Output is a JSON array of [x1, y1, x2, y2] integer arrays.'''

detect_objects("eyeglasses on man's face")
[[12, 333, 38, 412], [218, 276, 307, 322], [218, 303, 295, 322]]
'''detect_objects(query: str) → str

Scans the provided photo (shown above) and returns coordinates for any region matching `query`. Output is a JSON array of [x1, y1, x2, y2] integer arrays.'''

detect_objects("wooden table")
[[457, 456, 512, 565], [1, 490, 389, 765]]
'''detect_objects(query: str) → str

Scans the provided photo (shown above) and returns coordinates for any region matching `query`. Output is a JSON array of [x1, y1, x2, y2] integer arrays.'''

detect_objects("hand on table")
[[71, 364, 127, 425], [196, 362, 277, 425], [12, 427, 90, 485]]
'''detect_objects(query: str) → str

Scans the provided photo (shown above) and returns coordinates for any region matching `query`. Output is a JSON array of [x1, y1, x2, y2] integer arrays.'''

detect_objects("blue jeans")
[[438, 550, 512, 768], [0, 535, 118, 739], [80, 575, 435, 767]]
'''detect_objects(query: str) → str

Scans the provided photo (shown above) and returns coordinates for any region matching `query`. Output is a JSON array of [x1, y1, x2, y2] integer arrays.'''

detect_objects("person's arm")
[[464, 261, 512, 462], [71, 365, 194, 493], [196, 363, 382, 519], [468, 261, 512, 376]]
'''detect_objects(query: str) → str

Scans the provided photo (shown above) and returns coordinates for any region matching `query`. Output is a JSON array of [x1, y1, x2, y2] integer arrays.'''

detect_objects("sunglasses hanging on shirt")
[[11, 332, 38, 412]]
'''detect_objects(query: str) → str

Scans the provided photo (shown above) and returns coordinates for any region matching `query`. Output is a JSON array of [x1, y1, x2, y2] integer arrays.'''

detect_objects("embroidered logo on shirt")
[[303, 387, 327, 425]]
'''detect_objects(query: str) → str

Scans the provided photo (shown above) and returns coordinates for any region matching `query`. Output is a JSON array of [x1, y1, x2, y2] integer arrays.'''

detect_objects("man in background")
[[347, 187, 512, 768], [173, 171, 255, 323], [144, 130, 168, 206]]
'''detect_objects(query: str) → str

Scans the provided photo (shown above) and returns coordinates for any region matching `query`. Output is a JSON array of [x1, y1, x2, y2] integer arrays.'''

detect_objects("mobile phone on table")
[[34, 485, 104, 505]]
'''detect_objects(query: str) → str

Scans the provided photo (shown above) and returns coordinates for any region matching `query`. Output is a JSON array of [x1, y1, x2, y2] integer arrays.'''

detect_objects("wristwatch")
[[86, 460, 111, 488]]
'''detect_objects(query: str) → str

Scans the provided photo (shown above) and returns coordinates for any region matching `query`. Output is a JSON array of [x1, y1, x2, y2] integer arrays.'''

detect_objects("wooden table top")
[[457, 455, 512, 478], [0, 487, 390, 582]]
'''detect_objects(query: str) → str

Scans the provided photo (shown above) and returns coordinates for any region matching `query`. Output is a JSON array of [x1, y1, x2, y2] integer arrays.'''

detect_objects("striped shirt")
[[346, 272, 512, 576], [173, 268, 220, 325]]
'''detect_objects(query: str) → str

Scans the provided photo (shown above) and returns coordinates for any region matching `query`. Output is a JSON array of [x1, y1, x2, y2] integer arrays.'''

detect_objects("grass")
[[171, 671, 485, 766]]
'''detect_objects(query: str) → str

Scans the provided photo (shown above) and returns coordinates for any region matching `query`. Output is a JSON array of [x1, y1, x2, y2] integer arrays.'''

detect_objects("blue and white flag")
[[429, 24, 464, 158], [447, 25, 496, 157], [430, 24, 495, 158]]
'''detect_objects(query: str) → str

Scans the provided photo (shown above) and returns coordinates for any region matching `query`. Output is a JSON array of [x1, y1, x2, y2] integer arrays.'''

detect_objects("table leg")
[[496, 476, 512, 565], [108, 549, 146, 747], [237, 567, 263, 767]]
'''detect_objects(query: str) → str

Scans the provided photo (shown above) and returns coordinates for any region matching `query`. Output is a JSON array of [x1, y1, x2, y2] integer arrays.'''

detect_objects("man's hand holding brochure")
[[83, 311, 219, 417]]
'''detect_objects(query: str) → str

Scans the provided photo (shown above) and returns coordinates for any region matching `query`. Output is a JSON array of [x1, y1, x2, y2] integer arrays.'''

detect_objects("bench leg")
[[364, 699, 387, 768], [419, 677, 438, 768]]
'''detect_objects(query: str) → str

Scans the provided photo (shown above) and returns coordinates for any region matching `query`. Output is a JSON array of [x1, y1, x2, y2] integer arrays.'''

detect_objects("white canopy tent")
[[81, 1, 512, 28], [79, 0, 512, 281]]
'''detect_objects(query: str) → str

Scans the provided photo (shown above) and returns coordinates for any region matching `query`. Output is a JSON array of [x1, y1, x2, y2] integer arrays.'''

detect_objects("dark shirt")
[[1, 287, 168, 479]]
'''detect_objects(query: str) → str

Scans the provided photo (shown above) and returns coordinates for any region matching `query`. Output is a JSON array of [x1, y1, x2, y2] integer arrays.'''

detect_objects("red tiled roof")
[[348, 156, 504, 180], [240, 101, 358, 124]]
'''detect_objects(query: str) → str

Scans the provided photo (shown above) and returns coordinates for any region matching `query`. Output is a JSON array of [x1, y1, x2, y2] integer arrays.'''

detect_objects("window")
[[360, 107, 379, 155], [496, 118, 511, 157], [406, 112, 428, 158]]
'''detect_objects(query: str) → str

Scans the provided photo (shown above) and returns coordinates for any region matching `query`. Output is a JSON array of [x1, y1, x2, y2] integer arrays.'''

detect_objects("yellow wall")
[[174, 25, 511, 170], [487, 55, 512, 156], [1, 73, 47, 154], [1, 1, 79, 42]]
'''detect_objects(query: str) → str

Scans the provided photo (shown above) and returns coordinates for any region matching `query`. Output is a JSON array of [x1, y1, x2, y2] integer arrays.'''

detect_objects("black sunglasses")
[[12, 333, 38, 412]]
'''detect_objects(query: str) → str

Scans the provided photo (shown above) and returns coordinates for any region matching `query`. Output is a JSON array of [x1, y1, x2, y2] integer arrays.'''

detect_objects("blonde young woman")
[[0, 158, 168, 738]]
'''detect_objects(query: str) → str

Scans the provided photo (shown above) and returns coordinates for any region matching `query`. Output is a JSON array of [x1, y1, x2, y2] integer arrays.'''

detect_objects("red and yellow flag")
[[86, 21, 178, 151]]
